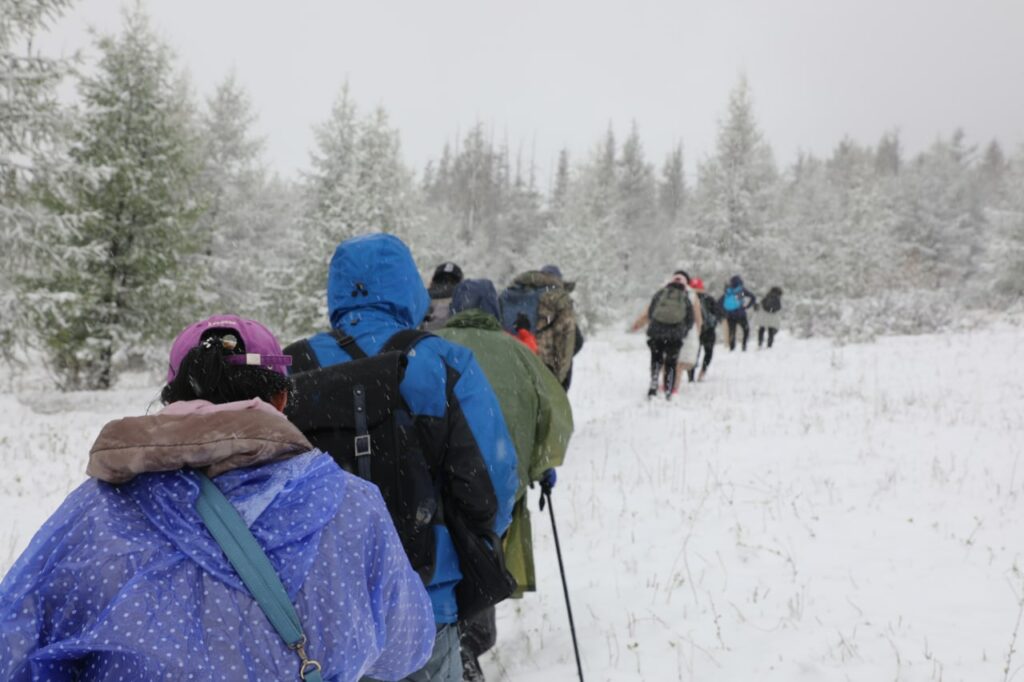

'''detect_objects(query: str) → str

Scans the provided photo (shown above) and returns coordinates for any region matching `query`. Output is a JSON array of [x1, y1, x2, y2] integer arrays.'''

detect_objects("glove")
[[539, 468, 557, 494]]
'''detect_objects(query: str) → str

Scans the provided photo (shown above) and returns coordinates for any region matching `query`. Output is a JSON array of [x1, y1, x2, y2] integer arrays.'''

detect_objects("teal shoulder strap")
[[194, 471, 324, 682]]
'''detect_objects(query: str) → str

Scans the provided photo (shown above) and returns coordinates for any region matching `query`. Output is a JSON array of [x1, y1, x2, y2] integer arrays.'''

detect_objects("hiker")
[[499, 265, 582, 391], [283, 234, 519, 682], [673, 270, 703, 387], [631, 272, 696, 400], [687, 278, 721, 382], [422, 261, 464, 330], [0, 314, 435, 681], [437, 279, 574, 682], [720, 275, 757, 351], [755, 286, 784, 349]]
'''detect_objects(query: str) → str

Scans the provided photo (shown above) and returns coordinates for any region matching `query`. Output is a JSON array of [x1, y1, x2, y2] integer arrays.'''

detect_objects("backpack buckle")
[[354, 434, 372, 457]]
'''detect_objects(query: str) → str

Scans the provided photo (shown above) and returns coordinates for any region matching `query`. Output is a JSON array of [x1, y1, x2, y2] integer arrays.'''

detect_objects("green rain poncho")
[[438, 309, 573, 594]]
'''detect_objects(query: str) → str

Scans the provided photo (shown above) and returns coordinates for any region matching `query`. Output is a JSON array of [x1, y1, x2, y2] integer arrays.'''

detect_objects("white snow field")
[[2, 326, 1024, 681]]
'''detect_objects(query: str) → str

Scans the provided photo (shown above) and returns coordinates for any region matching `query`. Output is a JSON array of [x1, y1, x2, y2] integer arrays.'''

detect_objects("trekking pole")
[[541, 488, 584, 681]]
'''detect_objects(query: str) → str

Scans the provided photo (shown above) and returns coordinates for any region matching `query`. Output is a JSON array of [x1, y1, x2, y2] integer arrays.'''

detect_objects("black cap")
[[431, 261, 463, 285]]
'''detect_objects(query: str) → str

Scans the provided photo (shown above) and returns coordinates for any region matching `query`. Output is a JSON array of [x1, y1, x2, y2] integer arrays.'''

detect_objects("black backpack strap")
[[381, 329, 433, 355], [329, 329, 368, 359], [282, 339, 321, 374]]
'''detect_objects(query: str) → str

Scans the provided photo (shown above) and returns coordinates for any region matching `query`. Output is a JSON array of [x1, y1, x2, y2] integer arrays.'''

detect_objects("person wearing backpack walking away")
[[687, 278, 721, 382], [630, 272, 695, 400], [284, 235, 519, 682], [672, 271, 703, 392], [756, 286, 784, 349], [422, 261, 464, 331], [437, 279, 574, 682], [499, 265, 581, 391], [0, 314, 436, 682], [720, 275, 757, 351]]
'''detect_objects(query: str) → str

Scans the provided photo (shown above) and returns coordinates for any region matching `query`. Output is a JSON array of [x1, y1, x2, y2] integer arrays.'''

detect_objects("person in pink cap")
[[0, 314, 435, 681]]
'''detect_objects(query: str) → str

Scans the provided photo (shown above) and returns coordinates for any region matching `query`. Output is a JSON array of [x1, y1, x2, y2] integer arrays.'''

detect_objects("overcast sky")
[[37, 0, 1024, 186]]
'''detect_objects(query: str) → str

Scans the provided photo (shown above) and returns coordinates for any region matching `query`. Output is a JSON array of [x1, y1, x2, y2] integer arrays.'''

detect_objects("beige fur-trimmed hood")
[[88, 400, 313, 484]]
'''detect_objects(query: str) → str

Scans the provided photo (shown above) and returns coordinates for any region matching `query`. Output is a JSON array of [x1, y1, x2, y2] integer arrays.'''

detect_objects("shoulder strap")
[[329, 329, 367, 360], [283, 339, 321, 374], [194, 472, 324, 682], [381, 329, 433, 355]]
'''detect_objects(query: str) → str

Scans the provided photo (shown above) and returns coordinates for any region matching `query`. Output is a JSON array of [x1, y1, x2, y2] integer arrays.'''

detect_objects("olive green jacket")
[[438, 309, 573, 594]]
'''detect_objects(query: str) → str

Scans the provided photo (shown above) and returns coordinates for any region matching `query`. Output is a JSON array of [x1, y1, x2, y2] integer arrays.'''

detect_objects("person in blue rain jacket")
[[297, 234, 519, 682]]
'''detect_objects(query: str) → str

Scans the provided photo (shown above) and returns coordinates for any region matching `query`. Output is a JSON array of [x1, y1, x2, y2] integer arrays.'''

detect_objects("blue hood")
[[450, 279, 501, 320], [729, 275, 744, 288], [328, 234, 431, 329]]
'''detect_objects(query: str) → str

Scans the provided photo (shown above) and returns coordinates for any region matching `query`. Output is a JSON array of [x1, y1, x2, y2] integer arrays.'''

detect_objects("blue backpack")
[[499, 285, 552, 333], [723, 285, 744, 312]]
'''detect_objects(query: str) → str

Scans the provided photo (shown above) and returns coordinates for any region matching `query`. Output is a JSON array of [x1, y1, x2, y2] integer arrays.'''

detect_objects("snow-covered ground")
[[2, 327, 1024, 681]]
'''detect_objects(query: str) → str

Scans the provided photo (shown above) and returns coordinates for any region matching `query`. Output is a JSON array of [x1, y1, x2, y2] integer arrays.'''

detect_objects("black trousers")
[[648, 337, 683, 393], [688, 330, 716, 380], [758, 327, 778, 348], [726, 312, 749, 351], [459, 606, 496, 678]]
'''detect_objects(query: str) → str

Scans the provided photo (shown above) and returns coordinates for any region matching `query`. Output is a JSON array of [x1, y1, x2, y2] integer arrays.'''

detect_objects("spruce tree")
[[693, 75, 777, 275], [294, 86, 413, 333], [0, 0, 81, 364], [25, 6, 201, 389], [659, 144, 685, 226]]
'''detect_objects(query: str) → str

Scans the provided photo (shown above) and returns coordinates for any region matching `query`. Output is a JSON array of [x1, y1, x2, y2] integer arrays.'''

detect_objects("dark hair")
[[673, 270, 690, 283], [161, 341, 291, 406]]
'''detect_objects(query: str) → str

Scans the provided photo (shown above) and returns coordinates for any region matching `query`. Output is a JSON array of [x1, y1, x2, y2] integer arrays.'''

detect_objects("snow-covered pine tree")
[[692, 75, 777, 278], [896, 130, 985, 292], [658, 143, 685, 227], [24, 6, 202, 389], [291, 86, 413, 333], [615, 121, 659, 289], [988, 145, 1024, 305], [194, 72, 272, 316], [0, 0, 82, 366]]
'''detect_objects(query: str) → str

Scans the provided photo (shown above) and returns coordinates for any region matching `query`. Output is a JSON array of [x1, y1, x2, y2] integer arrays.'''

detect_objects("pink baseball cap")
[[166, 314, 292, 382]]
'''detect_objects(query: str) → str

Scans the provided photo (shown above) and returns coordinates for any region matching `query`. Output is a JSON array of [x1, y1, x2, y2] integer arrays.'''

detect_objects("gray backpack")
[[650, 286, 693, 332]]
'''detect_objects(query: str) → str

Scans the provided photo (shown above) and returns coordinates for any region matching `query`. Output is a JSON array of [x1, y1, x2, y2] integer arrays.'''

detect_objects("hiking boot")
[[463, 653, 486, 682]]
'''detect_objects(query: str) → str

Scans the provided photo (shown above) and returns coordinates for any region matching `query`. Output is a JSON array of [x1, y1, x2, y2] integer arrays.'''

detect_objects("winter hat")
[[729, 275, 743, 287], [540, 264, 563, 280], [431, 261, 464, 286], [450, 279, 501, 320], [689, 277, 706, 292], [673, 269, 691, 283], [167, 315, 291, 382], [670, 273, 688, 286]]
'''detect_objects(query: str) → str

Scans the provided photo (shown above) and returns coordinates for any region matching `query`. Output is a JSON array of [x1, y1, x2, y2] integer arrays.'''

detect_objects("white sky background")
[[36, 0, 1024, 186]]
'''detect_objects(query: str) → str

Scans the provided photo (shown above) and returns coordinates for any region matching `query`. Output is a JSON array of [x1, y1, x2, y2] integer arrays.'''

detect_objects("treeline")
[[3, 2, 1023, 390]]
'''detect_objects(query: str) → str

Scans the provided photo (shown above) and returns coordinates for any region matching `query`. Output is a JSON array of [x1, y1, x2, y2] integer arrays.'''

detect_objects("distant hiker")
[[438, 279, 574, 682], [720, 274, 757, 351], [0, 315, 435, 681], [422, 260, 464, 330], [673, 270, 704, 388], [631, 272, 695, 400], [284, 235, 518, 682], [687, 277, 721, 382], [756, 286, 784, 349], [500, 265, 581, 391]]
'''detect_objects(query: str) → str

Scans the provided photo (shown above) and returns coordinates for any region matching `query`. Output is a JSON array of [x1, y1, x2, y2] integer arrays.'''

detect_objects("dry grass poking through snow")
[[1, 328, 1023, 681], [484, 327, 1024, 681]]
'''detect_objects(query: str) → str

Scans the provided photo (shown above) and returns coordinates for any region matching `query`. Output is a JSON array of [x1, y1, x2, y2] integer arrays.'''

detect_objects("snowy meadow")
[[3, 325, 1023, 681]]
